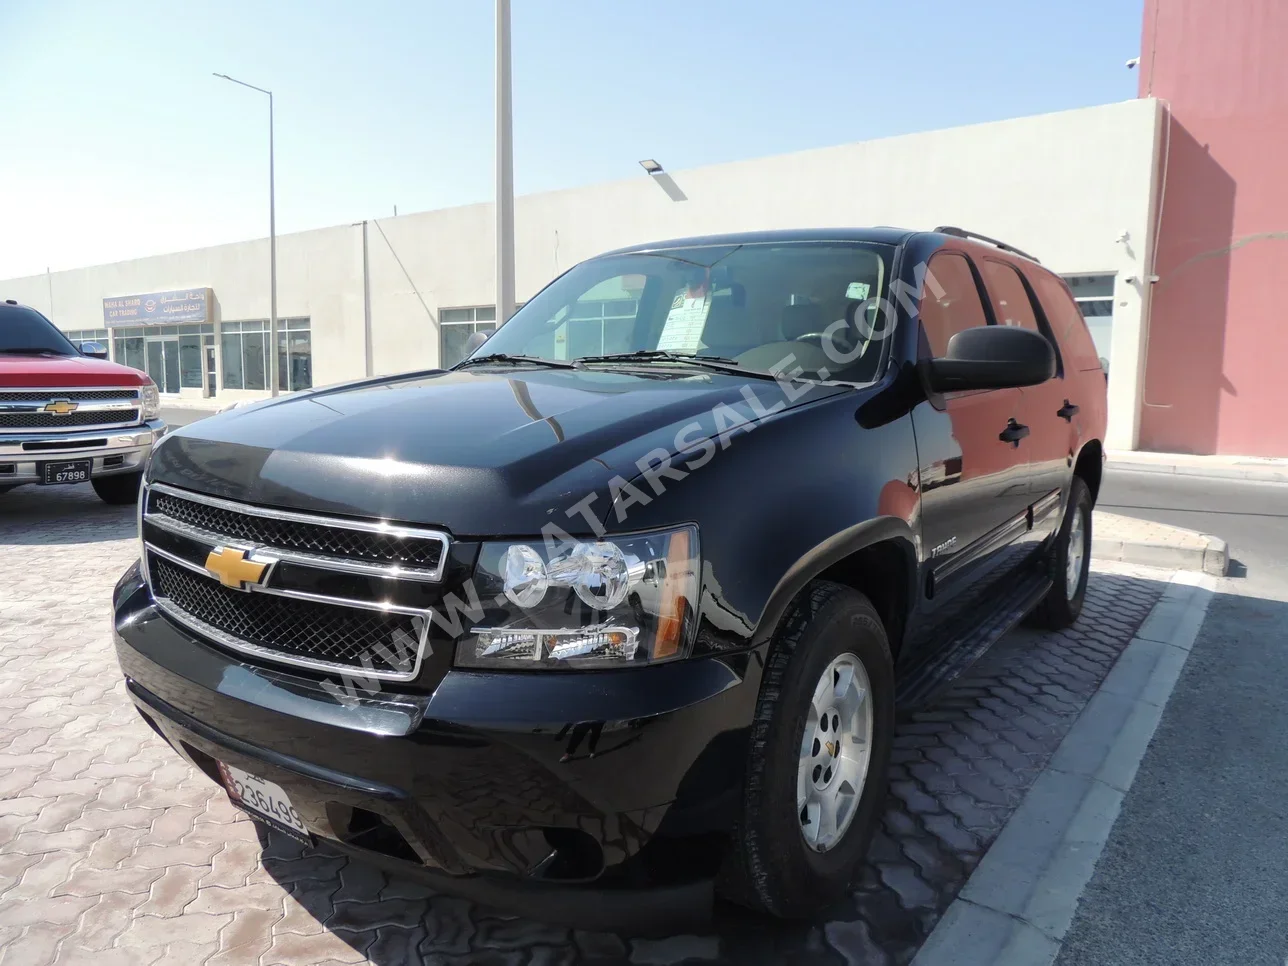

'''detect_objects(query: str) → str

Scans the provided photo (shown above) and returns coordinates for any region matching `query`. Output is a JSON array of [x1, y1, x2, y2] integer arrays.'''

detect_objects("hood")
[[150, 367, 851, 537], [0, 354, 148, 388]]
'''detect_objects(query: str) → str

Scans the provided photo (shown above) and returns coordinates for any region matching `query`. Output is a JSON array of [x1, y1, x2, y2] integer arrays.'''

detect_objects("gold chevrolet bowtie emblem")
[[826, 741, 838, 757], [204, 547, 270, 591], [43, 400, 78, 415]]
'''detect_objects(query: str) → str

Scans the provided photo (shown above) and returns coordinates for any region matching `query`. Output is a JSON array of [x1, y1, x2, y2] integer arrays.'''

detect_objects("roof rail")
[[933, 226, 1041, 264]]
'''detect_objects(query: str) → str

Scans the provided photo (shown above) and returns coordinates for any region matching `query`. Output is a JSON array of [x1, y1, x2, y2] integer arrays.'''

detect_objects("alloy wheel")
[[797, 652, 874, 852], [1066, 504, 1087, 600]]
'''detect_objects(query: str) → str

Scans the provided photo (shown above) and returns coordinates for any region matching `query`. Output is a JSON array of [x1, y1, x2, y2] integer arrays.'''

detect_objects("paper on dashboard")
[[656, 294, 711, 353]]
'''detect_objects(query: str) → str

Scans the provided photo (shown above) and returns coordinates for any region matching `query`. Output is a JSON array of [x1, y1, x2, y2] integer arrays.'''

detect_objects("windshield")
[[0, 304, 79, 356], [474, 242, 893, 382]]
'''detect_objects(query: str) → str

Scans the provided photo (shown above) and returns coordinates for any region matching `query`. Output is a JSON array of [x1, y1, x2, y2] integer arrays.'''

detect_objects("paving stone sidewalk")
[[0, 486, 1167, 965]]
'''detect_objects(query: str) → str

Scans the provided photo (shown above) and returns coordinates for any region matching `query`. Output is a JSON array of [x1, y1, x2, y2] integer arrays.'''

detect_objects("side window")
[[919, 252, 989, 358], [979, 260, 1040, 333], [1026, 269, 1104, 373]]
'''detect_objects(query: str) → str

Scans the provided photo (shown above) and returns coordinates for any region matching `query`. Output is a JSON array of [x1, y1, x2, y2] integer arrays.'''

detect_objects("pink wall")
[[1138, 0, 1288, 456]]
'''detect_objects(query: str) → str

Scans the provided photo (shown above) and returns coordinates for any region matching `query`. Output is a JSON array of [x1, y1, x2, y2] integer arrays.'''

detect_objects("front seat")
[[780, 302, 825, 342], [697, 290, 755, 358]]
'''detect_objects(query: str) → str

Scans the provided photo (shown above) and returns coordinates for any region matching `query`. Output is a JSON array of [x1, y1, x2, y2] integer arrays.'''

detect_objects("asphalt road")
[[1098, 468, 1288, 589], [1056, 470, 1288, 966], [159, 405, 208, 429]]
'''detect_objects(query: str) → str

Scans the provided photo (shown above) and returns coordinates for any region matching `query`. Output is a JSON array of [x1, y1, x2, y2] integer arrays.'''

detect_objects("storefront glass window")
[[276, 318, 313, 392], [222, 318, 311, 392], [440, 306, 498, 368]]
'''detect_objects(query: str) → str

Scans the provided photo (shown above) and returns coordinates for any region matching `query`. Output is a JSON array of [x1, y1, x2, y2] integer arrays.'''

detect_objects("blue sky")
[[1, 0, 1144, 278]]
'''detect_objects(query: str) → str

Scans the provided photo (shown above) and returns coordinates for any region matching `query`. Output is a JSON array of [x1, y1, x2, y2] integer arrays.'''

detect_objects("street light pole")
[[268, 89, 278, 396], [495, 0, 516, 325], [214, 73, 279, 396]]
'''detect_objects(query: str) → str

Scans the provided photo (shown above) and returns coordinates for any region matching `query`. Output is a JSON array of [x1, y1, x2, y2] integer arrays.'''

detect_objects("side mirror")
[[463, 329, 493, 356], [924, 326, 1055, 393], [79, 341, 109, 360]]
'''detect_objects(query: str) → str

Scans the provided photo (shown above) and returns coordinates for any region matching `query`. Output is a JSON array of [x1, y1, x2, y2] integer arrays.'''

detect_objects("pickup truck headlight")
[[140, 379, 160, 419], [455, 526, 699, 670]]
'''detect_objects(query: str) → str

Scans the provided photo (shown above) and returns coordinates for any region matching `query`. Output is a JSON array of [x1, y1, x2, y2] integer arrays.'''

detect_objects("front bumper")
[[0, 418, 165, 483], [112, 562, 759, 932]]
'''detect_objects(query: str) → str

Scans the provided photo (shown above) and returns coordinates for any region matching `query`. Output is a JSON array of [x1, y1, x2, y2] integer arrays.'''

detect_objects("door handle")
[[999, 418, 1030, 447], [1057, 400, 1080, 422]]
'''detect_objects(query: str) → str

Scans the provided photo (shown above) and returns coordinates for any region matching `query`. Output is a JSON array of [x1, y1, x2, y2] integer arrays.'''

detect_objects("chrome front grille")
[[0, 388, 140, 402], [141, 482, 450, 681], [149, 557, 420, 675], [0, 387, 142, 433], [150, 489, 445, 571], [0, 409, 140, 430]]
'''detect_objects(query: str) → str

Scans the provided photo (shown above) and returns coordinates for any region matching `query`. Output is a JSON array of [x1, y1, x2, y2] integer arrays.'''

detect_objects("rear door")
[[978, 257, 1072, 540], [911, 249, 1034, 613]]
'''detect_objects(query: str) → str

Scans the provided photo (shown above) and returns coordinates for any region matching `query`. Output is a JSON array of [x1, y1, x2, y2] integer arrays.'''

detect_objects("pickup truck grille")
[[0, 389, 140, 402], [0, 387, 142, 433], [0, 409, 140, 430], [141, 482, 450, 681]]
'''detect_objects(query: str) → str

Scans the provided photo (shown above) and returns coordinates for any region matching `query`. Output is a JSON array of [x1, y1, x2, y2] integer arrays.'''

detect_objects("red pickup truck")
[[1, 299, 165, 504]]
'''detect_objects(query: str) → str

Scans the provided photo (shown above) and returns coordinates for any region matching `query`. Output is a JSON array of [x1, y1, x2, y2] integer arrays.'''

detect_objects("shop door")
[[145, 338, 181, 394], [205, 345, 217, 395]]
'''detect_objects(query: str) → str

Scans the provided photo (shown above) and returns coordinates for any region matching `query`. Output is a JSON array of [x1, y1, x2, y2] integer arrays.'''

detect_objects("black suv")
[[112, 227, 1107, 930]]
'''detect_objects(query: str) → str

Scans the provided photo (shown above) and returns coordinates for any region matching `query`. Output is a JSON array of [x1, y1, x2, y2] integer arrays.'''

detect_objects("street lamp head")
[[639, 159, 663, 175], [213, 72, 271, 96]]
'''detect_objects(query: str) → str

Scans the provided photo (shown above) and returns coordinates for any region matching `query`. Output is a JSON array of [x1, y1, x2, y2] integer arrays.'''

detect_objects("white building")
[[1, 98, 1162, 450]]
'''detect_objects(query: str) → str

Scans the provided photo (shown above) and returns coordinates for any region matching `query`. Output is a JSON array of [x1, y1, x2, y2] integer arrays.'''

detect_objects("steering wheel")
[[792, 332, 828, 346], [793, 329, 860, 354]]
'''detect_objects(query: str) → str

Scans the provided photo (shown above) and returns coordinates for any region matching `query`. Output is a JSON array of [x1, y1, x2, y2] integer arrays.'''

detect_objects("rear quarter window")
[[1025, 268, 1104, 373]]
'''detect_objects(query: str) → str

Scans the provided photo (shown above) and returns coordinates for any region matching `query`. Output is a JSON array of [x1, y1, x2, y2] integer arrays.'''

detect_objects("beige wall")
[[3, 99, 1160, 441]]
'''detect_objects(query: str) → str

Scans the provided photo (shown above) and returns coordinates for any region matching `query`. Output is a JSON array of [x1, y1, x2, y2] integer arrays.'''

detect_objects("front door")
[[145, 338, 181, 394], [205, 345, 217, 396]]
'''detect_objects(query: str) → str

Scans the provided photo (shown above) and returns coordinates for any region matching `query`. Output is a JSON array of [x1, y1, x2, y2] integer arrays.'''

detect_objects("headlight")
[[140, 379, 160, 419], [455, 526, 699, 670]]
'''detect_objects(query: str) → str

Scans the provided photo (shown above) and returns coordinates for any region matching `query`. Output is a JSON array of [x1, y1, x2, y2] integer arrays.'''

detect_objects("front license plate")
[[40, 459, 92, 485], [218, 761, 312, 842]]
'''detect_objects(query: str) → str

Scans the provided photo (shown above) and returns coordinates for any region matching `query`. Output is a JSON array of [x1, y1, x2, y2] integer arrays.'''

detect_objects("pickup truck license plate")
[[40, 459, 92, 485], [218, 762, 311, 841]]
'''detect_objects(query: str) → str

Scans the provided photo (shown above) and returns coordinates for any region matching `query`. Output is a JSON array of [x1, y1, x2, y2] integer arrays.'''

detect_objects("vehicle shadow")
[[0, 483, 138, 545], [251, 567, 1173, 966]]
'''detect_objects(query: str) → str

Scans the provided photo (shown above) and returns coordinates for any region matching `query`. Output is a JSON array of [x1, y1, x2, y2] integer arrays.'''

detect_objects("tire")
[[719, 580, 895, 918], [1029, 475, 1092, 629], [91, 471, 143, 506]]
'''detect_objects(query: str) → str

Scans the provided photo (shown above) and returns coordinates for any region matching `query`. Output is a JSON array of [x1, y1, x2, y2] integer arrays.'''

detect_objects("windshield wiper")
[[580, 350, 778, 379], [453, 353, 584, 371], [0, 348, 74, 356]]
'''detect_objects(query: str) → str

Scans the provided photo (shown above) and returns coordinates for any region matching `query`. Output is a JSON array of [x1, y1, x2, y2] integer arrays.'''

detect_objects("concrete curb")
[[1091, 532, 1229, 577], [910, 570, 1219, 966], [1108, 460, 1288, 484]]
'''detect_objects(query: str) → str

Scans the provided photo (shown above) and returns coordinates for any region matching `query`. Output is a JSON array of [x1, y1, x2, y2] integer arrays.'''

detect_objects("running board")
[[895, 572, 1053, 712]]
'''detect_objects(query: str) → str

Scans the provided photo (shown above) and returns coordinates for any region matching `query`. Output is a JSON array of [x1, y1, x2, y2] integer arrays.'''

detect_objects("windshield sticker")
[[846, 281, 871, 301], [657, 291, 711, 353]]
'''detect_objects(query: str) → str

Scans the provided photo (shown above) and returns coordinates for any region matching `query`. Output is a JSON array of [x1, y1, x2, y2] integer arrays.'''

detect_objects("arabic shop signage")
[[102, 288, 212, 327]]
